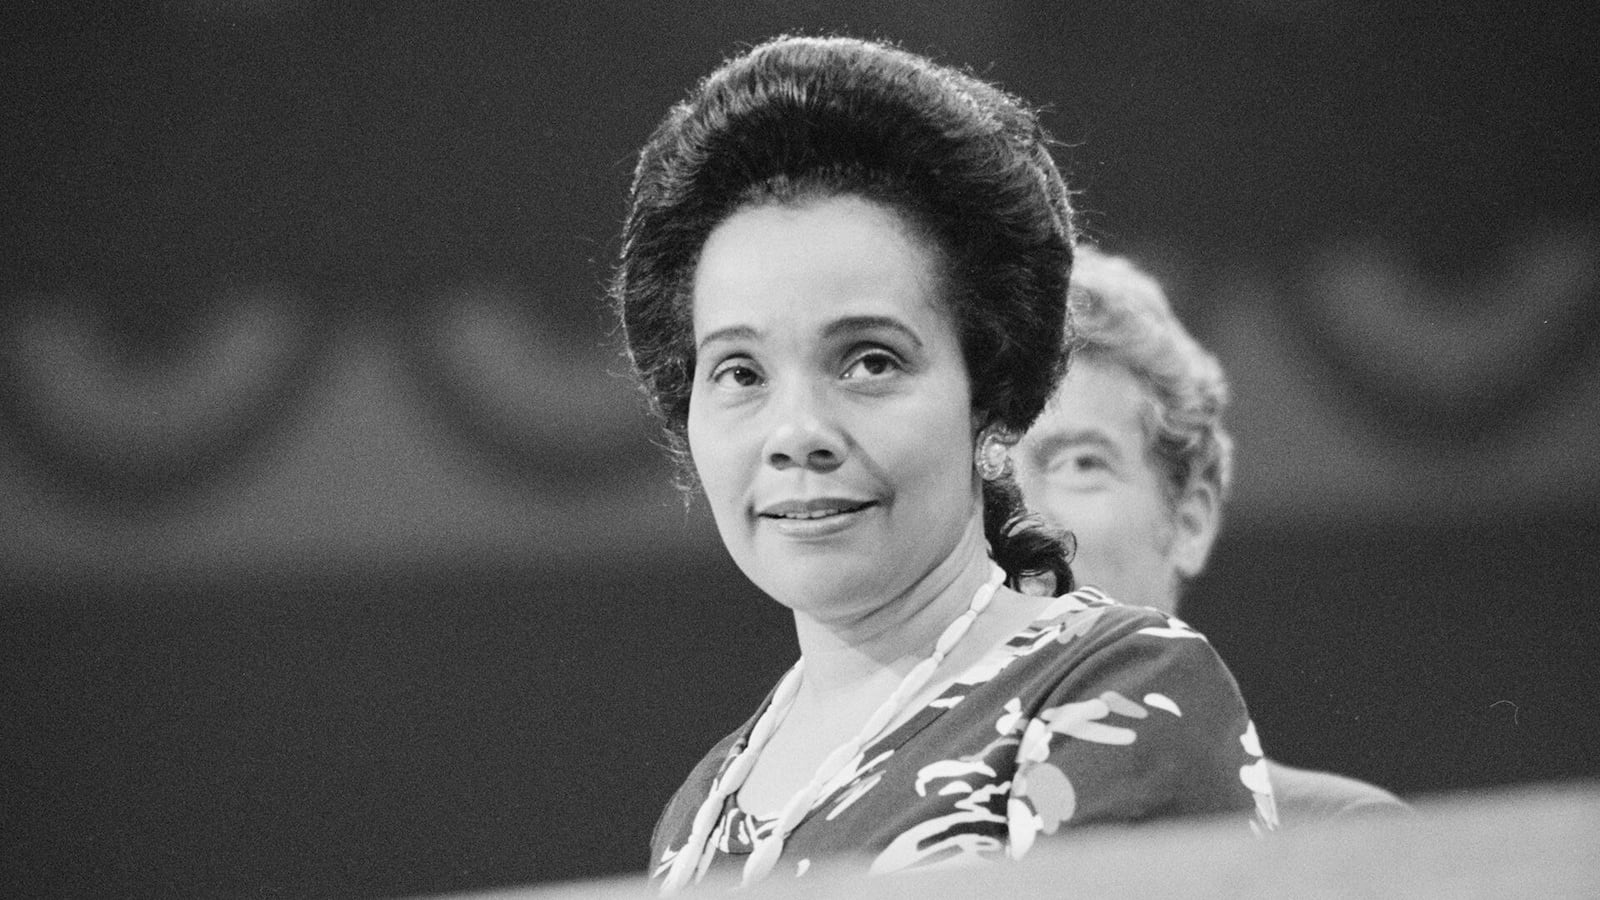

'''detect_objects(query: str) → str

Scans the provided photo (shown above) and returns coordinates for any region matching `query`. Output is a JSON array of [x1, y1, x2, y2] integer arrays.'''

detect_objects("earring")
[[975, 430, 1013, 481]]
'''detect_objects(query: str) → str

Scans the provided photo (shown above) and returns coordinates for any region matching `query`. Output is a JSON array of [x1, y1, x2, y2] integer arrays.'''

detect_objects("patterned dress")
[[650, 589, 1278, 887]]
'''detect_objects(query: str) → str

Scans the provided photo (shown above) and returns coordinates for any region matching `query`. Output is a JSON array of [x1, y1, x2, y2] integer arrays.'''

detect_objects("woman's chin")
[[740, 555, 894, 618]]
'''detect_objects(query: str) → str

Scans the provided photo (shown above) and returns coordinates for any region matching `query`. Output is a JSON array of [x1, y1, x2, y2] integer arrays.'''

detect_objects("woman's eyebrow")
[[696, 324, 763, 352], [821, 315, 924, 349]]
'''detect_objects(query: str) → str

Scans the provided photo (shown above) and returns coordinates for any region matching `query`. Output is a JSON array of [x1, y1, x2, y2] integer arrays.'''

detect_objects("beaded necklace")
[[658, 563, 1007, 895]]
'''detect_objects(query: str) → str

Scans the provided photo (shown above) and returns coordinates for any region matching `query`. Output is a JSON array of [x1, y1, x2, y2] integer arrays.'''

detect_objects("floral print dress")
[[650, 589, 1279, 887]]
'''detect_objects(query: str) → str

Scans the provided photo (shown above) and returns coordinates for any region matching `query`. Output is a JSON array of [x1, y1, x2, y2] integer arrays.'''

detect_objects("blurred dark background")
[[3, 2, 1597, 898]]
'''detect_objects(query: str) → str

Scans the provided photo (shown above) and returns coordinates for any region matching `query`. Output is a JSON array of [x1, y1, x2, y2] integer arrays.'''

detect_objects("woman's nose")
[[762, 386, 846, 473]]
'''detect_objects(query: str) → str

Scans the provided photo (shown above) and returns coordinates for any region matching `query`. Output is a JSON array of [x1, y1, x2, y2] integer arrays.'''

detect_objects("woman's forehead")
[[690, 195, 951, 337]]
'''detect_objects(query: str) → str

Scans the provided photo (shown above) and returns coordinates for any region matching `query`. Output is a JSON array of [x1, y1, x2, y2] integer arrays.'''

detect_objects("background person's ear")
[[1171, 481, 1221, 580]]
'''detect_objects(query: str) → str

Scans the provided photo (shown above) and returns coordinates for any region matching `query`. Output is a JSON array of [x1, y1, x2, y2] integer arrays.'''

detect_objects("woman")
[[614, 36, 1276, 893]]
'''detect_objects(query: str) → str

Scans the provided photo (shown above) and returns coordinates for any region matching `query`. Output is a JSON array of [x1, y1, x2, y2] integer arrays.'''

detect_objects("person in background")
[[615, 35, 1277, 894], [1014, 245, 1407, 826]]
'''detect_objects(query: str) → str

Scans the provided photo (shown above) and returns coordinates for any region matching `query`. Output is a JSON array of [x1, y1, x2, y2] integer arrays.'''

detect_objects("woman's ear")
[[1171, 481, 1221, 580], [974, 423, 1020, 482]]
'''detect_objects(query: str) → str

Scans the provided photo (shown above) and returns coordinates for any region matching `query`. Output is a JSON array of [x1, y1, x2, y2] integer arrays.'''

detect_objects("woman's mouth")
[[756, 499, 880, 535], [761, 501, 875, 521]]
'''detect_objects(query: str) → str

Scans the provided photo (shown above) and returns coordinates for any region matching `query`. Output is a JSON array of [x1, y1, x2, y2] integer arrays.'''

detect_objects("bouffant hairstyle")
[[614, 34, 1077, 588], [1067, 246, 1234, 508]]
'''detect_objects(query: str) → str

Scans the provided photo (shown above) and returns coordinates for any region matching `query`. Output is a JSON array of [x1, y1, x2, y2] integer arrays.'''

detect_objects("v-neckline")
[[704, 589, 1106, 858], [718, 673, 974, 849], [722, 610, 1049, 830]]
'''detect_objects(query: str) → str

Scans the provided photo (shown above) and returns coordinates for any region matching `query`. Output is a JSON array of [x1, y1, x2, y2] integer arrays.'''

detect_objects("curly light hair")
[[1066, 245, 1234, 507]]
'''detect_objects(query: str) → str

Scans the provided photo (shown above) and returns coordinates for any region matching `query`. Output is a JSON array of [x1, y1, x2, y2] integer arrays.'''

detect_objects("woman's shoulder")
[[1026, 587, 1208, 648], [945, 586, 1271, 835], [965, 586, 1232, 706], [940, 589, 1196, 695]]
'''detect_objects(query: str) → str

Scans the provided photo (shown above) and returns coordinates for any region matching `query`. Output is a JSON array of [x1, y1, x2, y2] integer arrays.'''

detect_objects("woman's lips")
[[760, 501, 875, 520], [756, 498, 880, 535], [758, 496, 876, 518]]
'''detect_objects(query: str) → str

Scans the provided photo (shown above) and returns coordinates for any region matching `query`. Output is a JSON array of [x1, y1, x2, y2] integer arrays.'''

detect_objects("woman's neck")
[[788, 522, 997, 702]]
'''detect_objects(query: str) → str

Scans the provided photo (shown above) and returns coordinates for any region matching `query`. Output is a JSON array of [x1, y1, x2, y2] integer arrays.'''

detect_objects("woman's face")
[[687, 194, 984, 620]]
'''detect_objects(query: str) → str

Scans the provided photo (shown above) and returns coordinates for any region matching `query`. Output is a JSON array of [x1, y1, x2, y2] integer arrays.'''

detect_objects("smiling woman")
[[688, 197, 979, 625], [613, 35, 1278, 893]]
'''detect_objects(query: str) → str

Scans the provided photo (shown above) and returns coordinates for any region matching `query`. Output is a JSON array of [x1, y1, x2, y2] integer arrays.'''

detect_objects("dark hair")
[[614, 34, 1076, 590]]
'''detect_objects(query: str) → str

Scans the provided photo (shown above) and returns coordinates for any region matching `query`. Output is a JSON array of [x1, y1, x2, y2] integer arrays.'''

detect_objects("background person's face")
[[1014, 356, 1184, 612], [685, 195, 983, 621]]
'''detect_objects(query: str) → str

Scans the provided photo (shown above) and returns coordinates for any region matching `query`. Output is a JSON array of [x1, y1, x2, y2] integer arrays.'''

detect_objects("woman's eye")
[[842, 350, 902, 380], [710, 360, 762, 388]]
